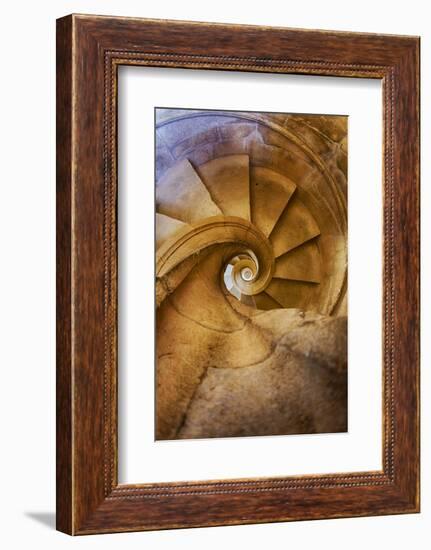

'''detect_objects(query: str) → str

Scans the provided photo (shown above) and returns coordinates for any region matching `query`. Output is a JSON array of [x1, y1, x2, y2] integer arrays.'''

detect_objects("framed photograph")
[[56, 14, 420, 534]]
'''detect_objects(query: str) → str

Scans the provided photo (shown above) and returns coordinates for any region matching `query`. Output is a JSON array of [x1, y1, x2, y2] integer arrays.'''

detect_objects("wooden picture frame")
[[56, 14, 420, 534]]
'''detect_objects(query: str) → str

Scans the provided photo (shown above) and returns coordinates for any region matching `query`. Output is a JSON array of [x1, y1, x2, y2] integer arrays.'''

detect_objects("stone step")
[[265, 278, 319, 310], [269, 194, 320, 258], [196, 154, 251, 220], [156, 158, 222, 223], [273, 239, 321, 283], [254, 291, 284, 311], [239, 294, 256, 308], [250, 166, 296, 237], [155, 213, 191, 249]]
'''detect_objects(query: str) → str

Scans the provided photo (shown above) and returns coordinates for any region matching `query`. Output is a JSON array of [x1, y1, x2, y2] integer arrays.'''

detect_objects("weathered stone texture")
[[154, 109, 348, 440], [171, 309, 347, 439]]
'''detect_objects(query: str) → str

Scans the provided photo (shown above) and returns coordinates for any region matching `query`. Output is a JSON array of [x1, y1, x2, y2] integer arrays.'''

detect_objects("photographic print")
[[155, 108, 348, 441], [56, 16, 420, 532]]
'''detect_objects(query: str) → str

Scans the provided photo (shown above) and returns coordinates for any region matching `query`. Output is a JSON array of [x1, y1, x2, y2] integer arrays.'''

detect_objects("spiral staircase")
[[155, 110, 348, 440], [158, 154, 330, 312]]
